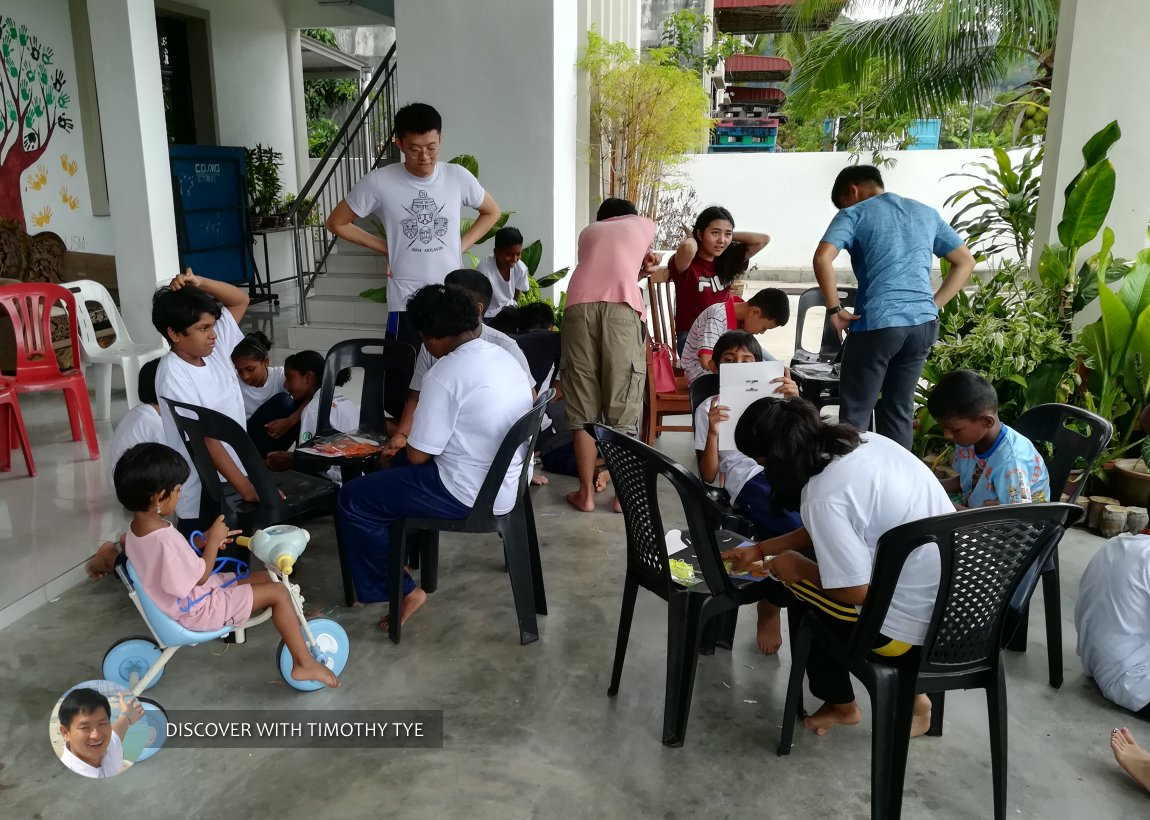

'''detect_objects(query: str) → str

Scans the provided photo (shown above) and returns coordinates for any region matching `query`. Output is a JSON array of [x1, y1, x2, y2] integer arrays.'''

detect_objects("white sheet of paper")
[[665, 529, 690, 556], [718, 360, 786, 451]]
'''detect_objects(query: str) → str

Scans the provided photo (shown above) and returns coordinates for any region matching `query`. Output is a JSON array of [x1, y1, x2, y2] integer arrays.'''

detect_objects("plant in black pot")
[[245, 144, 284, 230]]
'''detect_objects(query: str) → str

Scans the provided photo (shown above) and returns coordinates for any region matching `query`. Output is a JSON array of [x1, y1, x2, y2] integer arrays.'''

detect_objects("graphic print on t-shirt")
[[401, 189, 450, 251]]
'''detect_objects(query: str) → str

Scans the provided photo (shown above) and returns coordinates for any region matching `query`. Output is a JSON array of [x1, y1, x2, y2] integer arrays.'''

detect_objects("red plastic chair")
[[0, 382, 35, 475], [0, 283, 100, 461]]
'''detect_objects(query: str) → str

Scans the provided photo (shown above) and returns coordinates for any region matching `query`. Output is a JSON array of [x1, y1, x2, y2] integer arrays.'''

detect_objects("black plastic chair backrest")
[[1011, 403, 1113, 503], [464, 388, 554, 524], [847, 503, 1082, 675], [689, 373, 720, 418], [162, 397, 291, 522], [588, 424, 734, 598], [316, 338, 416, 437], [793, 286, 857, 360]]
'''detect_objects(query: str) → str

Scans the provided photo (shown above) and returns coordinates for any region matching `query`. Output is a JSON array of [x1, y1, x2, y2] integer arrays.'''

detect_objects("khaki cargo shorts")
[[560, 301, 646, 436]]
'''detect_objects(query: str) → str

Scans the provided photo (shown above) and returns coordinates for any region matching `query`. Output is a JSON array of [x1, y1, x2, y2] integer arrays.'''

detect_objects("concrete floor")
[[1, 301, 1147, 818]]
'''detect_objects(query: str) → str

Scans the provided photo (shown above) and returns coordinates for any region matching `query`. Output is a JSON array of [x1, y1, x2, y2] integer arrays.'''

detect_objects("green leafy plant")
[[943, 144, 1043, 262], [307, 118, 341, 159], [659, 8, 748, 76], [514, 237, 570, 328], [245, 144, 284, 216], [1035, 121, 1128, 338]]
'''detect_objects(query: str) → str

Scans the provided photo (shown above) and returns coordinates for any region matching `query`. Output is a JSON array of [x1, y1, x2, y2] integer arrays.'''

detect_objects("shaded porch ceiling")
[[300, 34, 372, 79]]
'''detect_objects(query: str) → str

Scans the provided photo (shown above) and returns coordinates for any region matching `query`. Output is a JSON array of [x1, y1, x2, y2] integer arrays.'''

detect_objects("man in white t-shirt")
[[152, 270, 253, 537], [478, 226, 530, 318], [382, 268, 533, 458], [325, 102, 502, 347], [336, 284, 533, 631], [57, 688, 143, 778], [723, 398, 954, 738]]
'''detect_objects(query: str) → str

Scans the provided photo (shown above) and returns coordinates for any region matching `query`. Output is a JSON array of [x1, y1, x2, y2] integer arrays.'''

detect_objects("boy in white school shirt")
[[336, 284, 533, 631], [57, 688, 143, 778], [478, 226, 530, 318], [151, 270, 254, 538]]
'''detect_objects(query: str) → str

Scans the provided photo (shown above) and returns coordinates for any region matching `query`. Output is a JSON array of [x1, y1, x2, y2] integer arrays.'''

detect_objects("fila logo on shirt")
[[697, 276, 723, 293]]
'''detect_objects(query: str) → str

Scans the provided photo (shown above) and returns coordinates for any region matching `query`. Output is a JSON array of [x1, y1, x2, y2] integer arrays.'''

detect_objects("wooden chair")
[[641, 278, 692, 445]]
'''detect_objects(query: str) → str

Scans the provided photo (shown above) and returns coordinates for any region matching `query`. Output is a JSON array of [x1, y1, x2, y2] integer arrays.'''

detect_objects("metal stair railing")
[[288, 42, 397, 325]]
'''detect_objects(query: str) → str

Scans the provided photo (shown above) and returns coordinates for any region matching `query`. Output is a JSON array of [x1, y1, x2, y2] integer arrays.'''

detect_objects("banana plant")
[[1035, 120, 1126, 337], [1079, 248, 1150, 451]]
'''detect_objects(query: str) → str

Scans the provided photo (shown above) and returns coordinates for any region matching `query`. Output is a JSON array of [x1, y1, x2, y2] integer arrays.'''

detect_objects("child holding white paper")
[[694, 331, 802, 654]]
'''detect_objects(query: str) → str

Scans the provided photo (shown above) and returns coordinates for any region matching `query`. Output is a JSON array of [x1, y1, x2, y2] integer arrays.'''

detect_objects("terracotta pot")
[[1109, 459, 1150, 508], [1064, 468, 1086, 498]]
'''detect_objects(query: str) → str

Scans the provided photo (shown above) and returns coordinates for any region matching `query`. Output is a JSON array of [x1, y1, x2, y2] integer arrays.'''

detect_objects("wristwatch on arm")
[[827, 304, 844, 315]]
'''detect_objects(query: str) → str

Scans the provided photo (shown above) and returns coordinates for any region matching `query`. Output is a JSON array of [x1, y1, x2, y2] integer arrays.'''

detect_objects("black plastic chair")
[[777, 503, 1082, 820], [162, 397, 341, 573], [1004, 403, 1113, 687], [386, 389, 554, 646], [589, 423, 778, 747], [688, 372, 719, 422], [316, 338, 416, 437], [789, 286, 856, 409]]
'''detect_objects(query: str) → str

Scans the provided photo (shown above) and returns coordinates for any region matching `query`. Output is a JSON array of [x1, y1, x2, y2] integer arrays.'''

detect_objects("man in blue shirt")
[[813, 165, 975, 448]]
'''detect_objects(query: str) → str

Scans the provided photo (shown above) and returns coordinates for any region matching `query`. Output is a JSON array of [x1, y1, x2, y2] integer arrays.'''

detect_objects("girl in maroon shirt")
[[654, 206, 771, 352]]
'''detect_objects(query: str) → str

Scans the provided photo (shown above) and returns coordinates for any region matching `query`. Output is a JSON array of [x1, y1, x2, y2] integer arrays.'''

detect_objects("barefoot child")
[[723, 398, 953, 737], [478, 226, 530, 318], [115, 442, 338, 687], [1111, 727, 1150, 795], [231, 332, 298, 457], [694, 330, 801, 654], [926, 369, 1049, 508]]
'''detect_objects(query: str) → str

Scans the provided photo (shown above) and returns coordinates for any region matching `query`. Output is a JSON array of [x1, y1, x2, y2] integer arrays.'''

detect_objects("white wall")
[[393, 0, 579, 278], [675, 149, 1025, 271], [2, 0, 114, 253], [1035, 0, 1150, 262]]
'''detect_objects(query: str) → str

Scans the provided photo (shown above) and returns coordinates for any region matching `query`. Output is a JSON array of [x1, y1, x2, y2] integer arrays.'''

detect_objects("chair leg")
[[7, 399, 35, 477], [662, 592, 704, 747], [927, 691, 945, 737], [90, 362, 113, 421], [1005, 603, 1030, 652], [121, 357, 142, 409], [870, 669, 917, 820], [1041, 562, 1063, 689], [334, 518, 357, 607], [71, 383, 101, 460], [524, 493, 547, 616], [778, 620, 813, 756], [63, 386, 82, 440], [0, 404, 10, 471], [419, 532, 439, 594], [388, 522, 407, 644], [986, 669, 1009, 820], [717, 608, 738, 651], [499, 513, 539, 645], [607, 573, 639, 697]]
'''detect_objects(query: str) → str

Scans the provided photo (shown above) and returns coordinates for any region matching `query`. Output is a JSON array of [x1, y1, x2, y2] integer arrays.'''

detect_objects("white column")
[[87, 0, 179, 341], [1034, 0, 1150, 262], [394, 0, 579, 281], [286, 28, 310, 195]]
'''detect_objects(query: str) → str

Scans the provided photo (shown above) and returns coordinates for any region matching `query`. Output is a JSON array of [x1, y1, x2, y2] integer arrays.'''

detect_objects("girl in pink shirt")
[[115, 442, 338, 688]]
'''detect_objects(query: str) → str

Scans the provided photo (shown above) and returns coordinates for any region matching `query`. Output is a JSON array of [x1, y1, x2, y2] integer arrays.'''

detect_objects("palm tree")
[[784, 0, 1058, 120]]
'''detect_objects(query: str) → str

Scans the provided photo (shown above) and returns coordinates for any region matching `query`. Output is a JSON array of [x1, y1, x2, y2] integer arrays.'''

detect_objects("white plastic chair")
[[63, 279, 166, 420]]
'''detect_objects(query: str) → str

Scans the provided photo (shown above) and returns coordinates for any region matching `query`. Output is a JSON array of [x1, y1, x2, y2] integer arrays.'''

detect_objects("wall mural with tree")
[[1, 14, 75, 229]]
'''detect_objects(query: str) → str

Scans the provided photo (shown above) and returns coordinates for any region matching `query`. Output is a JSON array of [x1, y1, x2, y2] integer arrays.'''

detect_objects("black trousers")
[[838, 319, 939, 449], [246, 392, 300, 458], [763, 579, 917, 704]]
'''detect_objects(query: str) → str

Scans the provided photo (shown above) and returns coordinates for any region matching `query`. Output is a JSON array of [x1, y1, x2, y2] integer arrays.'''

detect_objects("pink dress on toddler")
[[126, 523, 255, 631]]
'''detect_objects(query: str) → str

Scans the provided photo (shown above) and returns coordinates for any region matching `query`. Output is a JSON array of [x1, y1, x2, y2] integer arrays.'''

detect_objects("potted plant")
[[245, 144, 284, 230]]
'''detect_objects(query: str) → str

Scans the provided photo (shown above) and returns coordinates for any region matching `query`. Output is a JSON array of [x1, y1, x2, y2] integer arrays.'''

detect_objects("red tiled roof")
[[724, 55, 792, 74], [726, 86, 787, 102], [715, 0, 797, 8]]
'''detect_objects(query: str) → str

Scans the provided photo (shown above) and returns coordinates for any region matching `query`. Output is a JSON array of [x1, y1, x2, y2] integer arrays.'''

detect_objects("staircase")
[[284, 43, 397, 352]]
